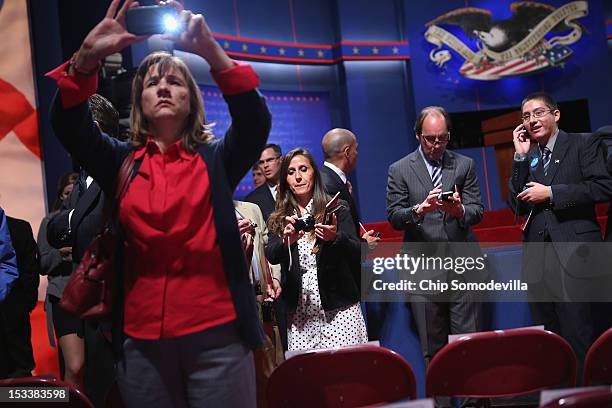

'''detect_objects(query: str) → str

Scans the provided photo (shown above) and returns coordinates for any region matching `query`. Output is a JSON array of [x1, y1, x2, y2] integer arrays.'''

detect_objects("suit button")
[[538, 231, 544, 236]]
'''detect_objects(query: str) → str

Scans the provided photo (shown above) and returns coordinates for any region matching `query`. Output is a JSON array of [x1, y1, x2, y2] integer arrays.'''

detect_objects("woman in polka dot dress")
[[266, 148, 367, 351]]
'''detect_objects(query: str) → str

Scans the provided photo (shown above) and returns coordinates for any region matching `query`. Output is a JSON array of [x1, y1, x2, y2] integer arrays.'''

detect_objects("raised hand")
[[513, 123, 531, 154], [159, 1, 233, 71], [75, 0, 148, 73]]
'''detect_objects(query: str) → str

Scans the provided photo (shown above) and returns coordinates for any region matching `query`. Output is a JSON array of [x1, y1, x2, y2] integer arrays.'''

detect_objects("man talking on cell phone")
[[508, 92, 612, 380]]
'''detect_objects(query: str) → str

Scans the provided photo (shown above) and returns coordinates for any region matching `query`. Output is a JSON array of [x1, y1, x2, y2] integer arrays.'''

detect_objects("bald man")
[[321, 128, 379, 245], [321, 129, 383, 340]]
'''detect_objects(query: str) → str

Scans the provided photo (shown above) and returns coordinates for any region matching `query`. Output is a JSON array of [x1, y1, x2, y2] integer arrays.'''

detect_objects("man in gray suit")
[[386, 106, 485, 366]]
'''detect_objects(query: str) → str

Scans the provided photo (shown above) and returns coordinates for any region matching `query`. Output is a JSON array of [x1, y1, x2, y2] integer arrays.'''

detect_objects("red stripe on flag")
[[0, 78, 40, 158]]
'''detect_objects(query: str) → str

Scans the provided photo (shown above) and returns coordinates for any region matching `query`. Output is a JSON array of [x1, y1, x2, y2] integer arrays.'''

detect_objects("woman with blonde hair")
[[46, 0, 271, 406]]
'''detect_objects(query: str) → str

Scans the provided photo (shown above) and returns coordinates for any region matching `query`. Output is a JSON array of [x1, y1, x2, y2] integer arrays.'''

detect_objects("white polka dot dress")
[[287, 201, 368, 351]]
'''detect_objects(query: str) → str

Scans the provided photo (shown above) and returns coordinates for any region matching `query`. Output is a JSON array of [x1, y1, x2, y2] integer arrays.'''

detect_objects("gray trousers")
[[117, 322, 255, 408]]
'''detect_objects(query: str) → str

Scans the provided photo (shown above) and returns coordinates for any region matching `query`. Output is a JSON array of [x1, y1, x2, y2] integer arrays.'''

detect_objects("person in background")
[[252, 164, 265, 189], [0, 211, 39, 379], [246, 144, 283, 221], [47, 93, 122, 406], [320, 128, 382, 339], [46, 0, 271, 406], [38, 172, 80, 385], [0, 207, 18, 303], [266, 148, 367, 351]]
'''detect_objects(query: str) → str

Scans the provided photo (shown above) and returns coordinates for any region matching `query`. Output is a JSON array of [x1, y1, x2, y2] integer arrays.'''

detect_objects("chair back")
[[267, 345, 416, 408], [0, 375, 93, 408], [426, 328, 576, 398], [583, 327, 612, 386]]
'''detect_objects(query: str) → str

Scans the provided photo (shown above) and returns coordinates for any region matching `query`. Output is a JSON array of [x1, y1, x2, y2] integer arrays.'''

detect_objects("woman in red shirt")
[[47, 0, 270, 406]]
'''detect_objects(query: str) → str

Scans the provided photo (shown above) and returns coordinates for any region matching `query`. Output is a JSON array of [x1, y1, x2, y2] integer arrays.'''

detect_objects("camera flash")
[[163, 14, 179, 32]]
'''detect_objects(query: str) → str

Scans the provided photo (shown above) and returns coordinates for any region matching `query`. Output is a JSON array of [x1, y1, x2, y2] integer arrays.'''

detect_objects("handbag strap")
[[100, 150, 136, 225]]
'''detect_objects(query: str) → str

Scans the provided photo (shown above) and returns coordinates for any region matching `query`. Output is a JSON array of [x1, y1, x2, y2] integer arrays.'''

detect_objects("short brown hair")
[[129, 52, 213, 153]]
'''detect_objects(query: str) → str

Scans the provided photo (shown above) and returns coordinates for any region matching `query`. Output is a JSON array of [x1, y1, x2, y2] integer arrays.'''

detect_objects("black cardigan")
[[50, 89, 271, 350], [265, 201, 361, 313]]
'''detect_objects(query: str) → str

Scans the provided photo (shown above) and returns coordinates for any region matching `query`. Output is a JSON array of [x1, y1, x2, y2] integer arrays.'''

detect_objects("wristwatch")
[[411, 204, 423, 222], [513, 152, 527, 161]]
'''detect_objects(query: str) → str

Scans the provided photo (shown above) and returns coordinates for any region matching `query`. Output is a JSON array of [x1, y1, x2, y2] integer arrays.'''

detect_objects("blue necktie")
[[541, 147, 552, 175], [430, 160, 442, 187]]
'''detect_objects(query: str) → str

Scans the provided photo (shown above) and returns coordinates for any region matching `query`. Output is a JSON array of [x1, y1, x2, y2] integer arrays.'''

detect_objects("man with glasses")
[[245, 143, 286, 350], [386, 106, 485, 367], [246, 144, 282, 221], [509, 92, 612, 379]]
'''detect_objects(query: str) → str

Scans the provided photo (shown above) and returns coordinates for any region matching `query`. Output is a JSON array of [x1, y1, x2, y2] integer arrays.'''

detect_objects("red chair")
[[583, 327, 612, 386], [426, 328, 576, 400], [540, 388, 612, 408], [0, 375, 93, 408], [266, 345, 416, 408]]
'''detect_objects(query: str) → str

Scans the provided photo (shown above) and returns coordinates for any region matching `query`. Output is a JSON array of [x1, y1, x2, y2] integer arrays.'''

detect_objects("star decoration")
[[372, 47, 379, 54], [392, 47, 399, 54], [317, 50, 324, 58], [298, 49, 304, 56], [352, 47, 360, 54], [223, 41, 230, 49], [242, 44, 248, 51], [260, 46, 267, 53], [279, 48, 286, 55]]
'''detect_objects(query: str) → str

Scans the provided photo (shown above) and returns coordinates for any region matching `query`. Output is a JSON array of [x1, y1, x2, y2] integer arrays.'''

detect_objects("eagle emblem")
[[424, 1, 588, 80]]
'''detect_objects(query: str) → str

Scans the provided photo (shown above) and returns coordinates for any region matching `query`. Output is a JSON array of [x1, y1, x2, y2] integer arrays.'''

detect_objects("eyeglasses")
[[521, 109, 554, 123], [258, 156, 281, 165], [421, 133, 450, 145]]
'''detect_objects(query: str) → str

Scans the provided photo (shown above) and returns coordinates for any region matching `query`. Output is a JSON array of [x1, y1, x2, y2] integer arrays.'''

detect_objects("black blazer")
[[591, 126, 612, 242], [245, 183, 276, 221], [320, 165, 360, 236], [5, 217, 40, 313], [265, 201, 360, 314], [509, 130, 612, 243], [47, 179, 106, 264]]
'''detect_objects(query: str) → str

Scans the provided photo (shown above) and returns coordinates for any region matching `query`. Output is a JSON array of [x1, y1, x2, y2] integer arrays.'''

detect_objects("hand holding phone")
[[513, 123, 531, 154]]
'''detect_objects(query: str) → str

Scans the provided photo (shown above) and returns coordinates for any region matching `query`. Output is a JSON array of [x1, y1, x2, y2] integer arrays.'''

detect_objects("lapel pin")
[[554, 159, 560, 163]]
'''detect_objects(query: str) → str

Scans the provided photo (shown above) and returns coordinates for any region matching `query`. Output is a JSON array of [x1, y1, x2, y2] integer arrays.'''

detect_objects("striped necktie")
[[541, 146, 552, 175], [430, 160, 442, 187]]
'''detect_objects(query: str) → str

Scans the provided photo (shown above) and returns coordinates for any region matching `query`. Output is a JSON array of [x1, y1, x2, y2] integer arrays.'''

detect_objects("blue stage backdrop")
[[404, 0, 612, 130], [200, 85, 331, 199]]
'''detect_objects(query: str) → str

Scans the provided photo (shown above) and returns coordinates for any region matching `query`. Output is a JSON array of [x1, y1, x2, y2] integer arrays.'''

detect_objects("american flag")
[[459, 46, 572, 81]]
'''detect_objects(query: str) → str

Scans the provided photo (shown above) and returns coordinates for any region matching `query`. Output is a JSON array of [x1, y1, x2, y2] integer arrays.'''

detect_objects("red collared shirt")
[[120, 139, 236, 339]]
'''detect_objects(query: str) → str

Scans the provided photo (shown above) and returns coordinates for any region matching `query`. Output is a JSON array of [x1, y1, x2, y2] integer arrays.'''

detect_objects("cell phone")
[[437, 191, 454, 201], [126, 6, 179, 36]]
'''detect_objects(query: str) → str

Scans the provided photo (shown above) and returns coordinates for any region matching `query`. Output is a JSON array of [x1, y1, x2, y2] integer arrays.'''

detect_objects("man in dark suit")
[[591, 126, 612, 242], [320, 128, 382, 338], [508, 92, 612, 378], [47, 94, 120, 406], [386, 106, 485, 366], [245, 143, 287, 350], [245, 143, 282, 221], [0, 213, 39, 378]]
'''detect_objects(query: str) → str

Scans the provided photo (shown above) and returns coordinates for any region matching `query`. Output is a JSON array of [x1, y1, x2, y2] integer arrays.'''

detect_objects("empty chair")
[[0, 375, 93, 408], [426, 328, 576, 400], [583, 327, 612, 386], [540, 388, 612, 408], [267, 345, 416, 407]]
